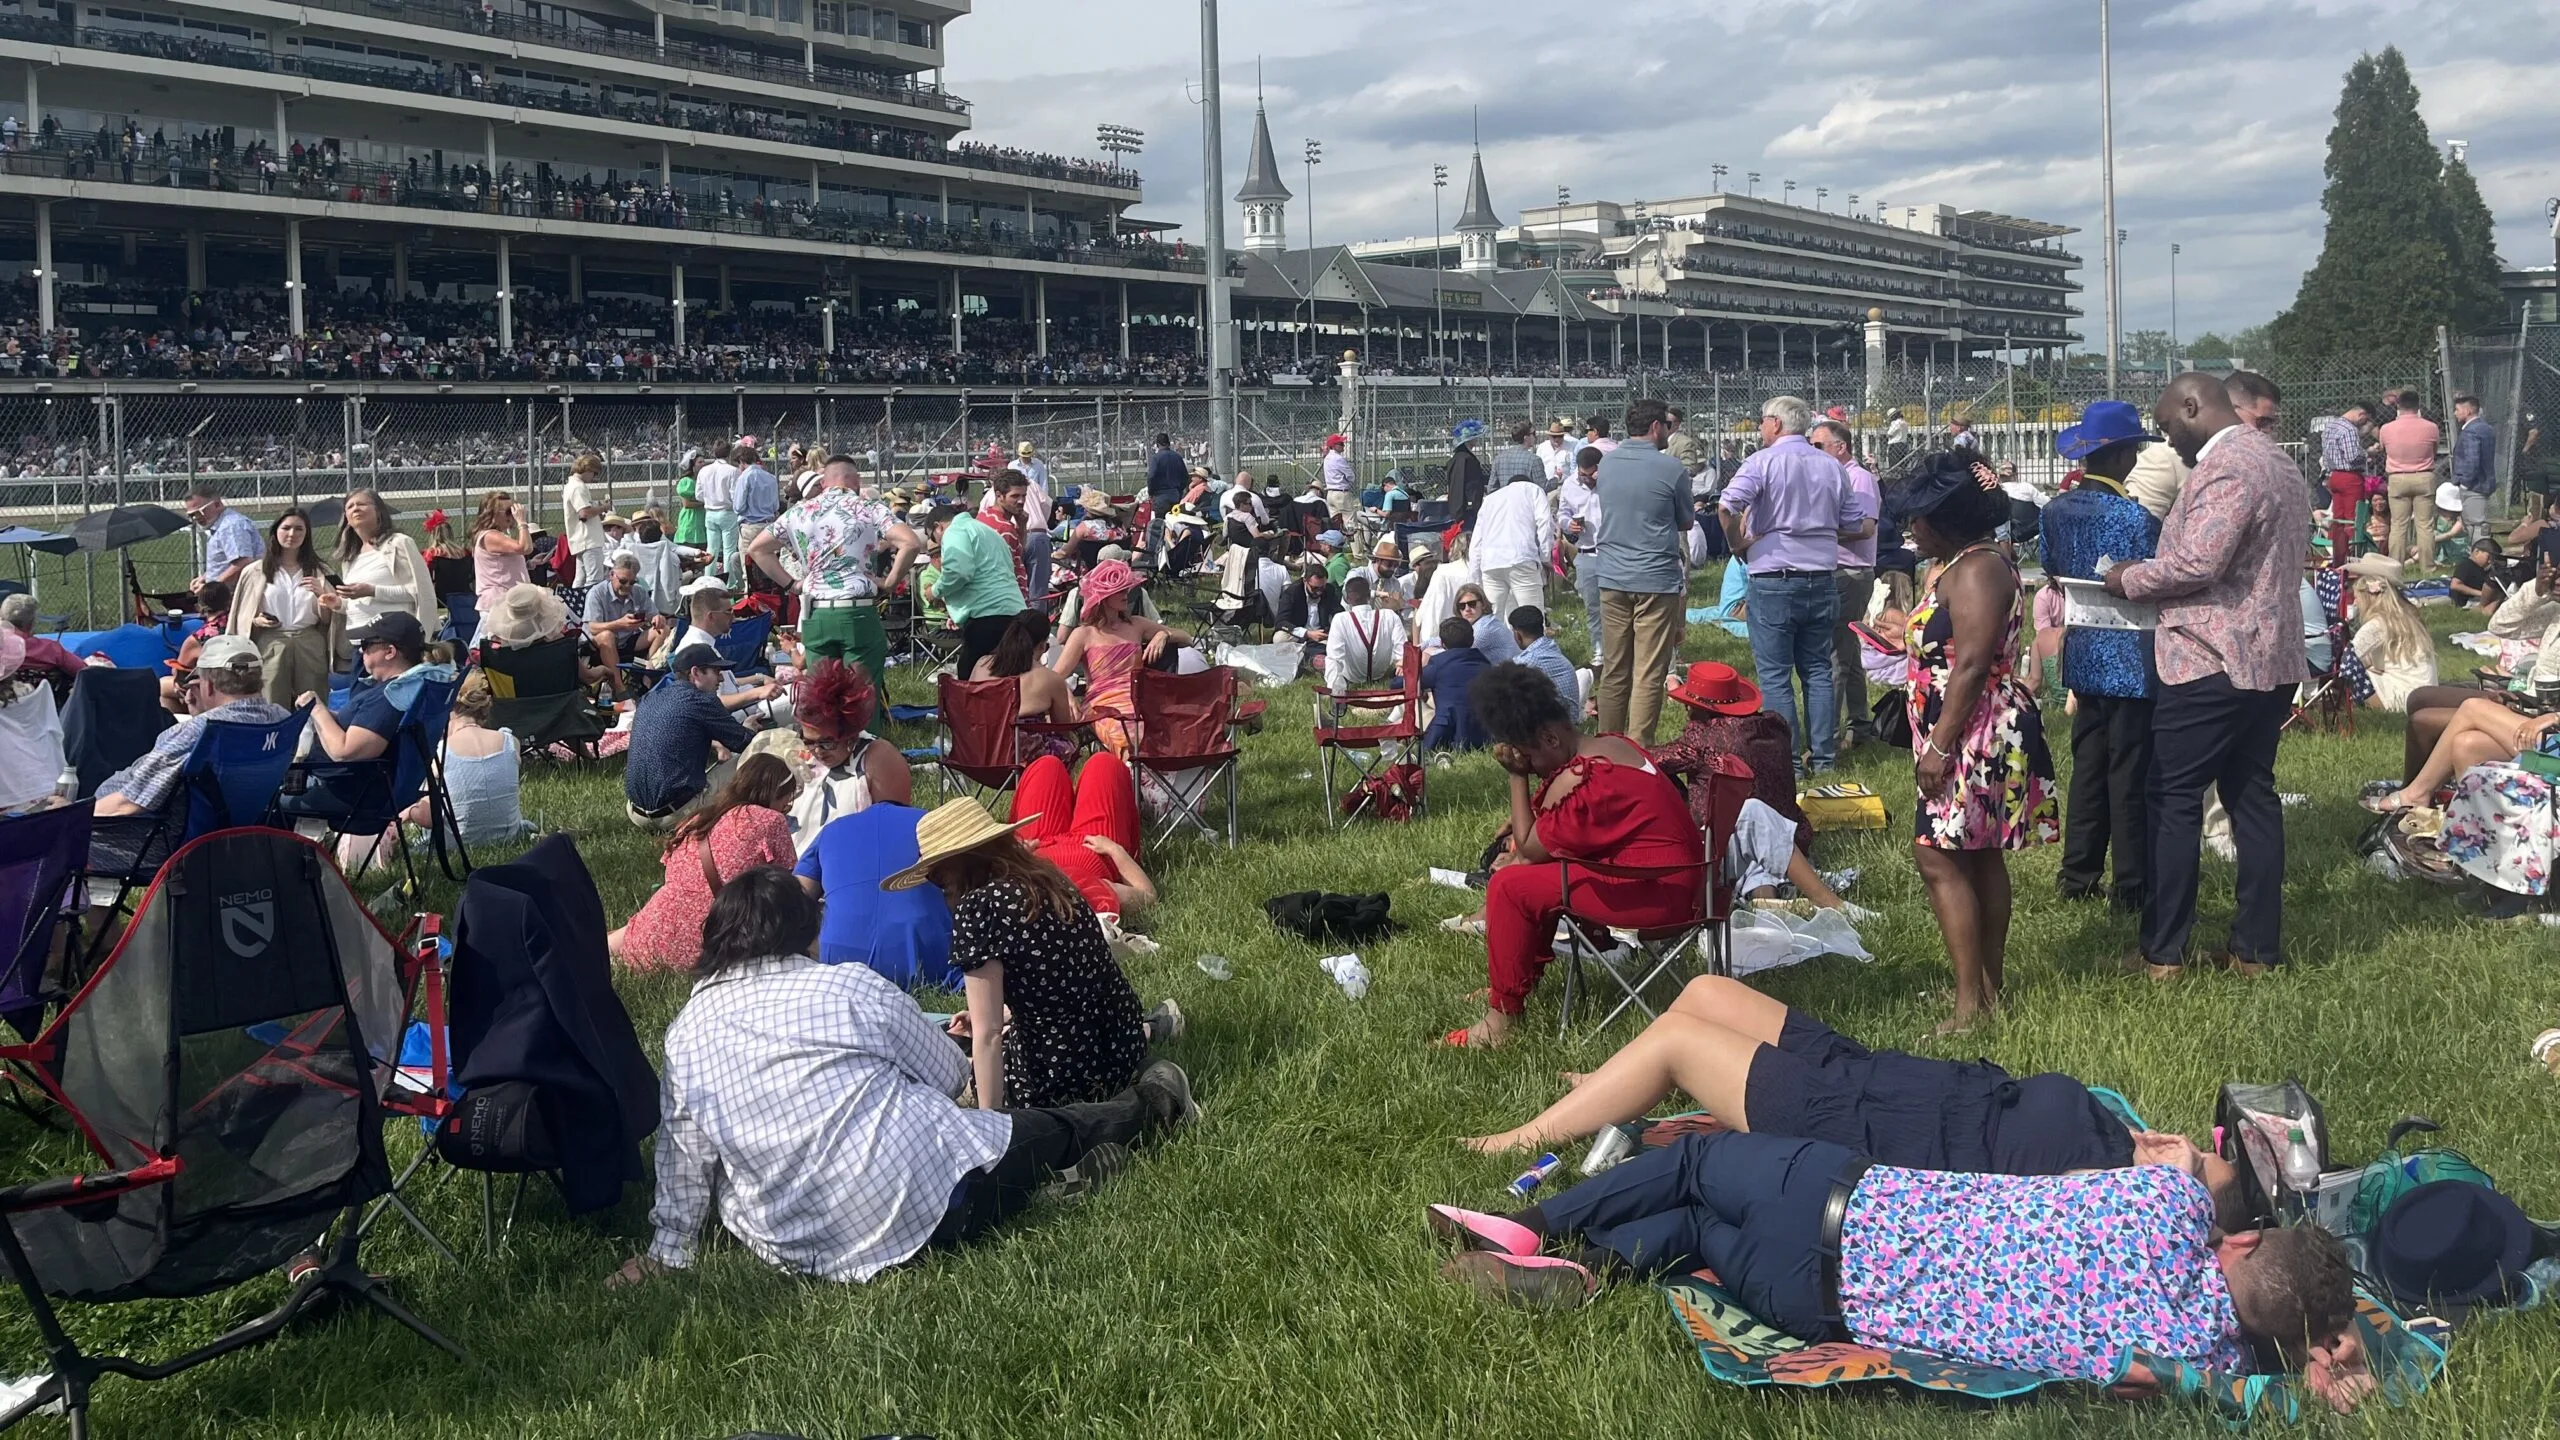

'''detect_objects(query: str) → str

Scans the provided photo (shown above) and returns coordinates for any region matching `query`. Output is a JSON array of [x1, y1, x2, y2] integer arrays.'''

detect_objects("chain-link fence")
[[0, 350, 2487, 627]]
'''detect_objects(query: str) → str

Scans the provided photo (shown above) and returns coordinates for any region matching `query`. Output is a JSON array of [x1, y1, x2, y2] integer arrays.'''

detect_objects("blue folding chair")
[[82, 709, 308, 960], [438, 592, 481, 648], [714, 611, 776, 675], [0, 801, 91, 1045], [284, 677, 473, 890]]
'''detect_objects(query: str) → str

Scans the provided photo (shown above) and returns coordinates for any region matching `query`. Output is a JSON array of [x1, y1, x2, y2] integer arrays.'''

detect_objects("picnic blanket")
[[1641, 1098, 2450, 1421]]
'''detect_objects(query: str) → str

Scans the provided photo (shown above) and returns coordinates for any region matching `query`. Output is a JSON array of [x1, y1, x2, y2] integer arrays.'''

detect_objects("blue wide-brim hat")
[[2057, 399, 2158, 460], [2373, 1181, 2535, 1316]]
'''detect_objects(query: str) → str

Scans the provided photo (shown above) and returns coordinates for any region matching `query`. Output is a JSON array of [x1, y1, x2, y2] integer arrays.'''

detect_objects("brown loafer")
[[2116, 951, 2182, 982], [2209, 951, 2277, 977]]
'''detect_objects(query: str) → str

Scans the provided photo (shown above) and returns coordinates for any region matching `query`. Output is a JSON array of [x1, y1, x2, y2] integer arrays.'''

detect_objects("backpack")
[[2215, 1078, 2331, 1227], [2347, 1118, 2506, 1238]]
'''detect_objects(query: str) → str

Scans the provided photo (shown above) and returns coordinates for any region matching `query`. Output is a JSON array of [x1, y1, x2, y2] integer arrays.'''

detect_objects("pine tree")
[[2270, 48, 2453, 358], [2439, 152, 2507, 333]]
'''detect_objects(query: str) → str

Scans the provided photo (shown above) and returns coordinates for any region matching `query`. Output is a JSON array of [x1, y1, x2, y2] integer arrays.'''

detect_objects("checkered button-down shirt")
[[2314, 414, 2364, 473], [647, 954, 1011, 1282]]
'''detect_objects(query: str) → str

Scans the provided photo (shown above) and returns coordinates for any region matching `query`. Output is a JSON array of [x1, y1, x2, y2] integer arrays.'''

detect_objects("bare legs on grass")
[[1461, 977, 1789, 1154], [1914, 843, 2009, 1035]]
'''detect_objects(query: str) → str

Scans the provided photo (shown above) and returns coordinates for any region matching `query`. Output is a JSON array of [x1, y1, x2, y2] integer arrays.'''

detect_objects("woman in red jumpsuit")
[[1008, 751, 1156, 919], [1446, 665, 1705, 1049]]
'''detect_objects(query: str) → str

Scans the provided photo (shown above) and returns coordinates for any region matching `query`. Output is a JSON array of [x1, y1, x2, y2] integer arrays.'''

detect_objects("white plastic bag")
[[1720, 906, 1874, 978], [1216, 640, 1303, 687]]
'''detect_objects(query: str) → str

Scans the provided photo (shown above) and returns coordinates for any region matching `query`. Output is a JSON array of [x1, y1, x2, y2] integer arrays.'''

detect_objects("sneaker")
[[1145, 998, 1185, 1045], [1135, 1059, 1202, 1129], [1043, 1141, 1134, 1203]]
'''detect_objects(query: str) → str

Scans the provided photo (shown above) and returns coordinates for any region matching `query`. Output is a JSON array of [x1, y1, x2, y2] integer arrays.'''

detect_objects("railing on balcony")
[[0, 136, 1202, 274], [290, 0, 972, 116], [0, 14, 1139, 192]]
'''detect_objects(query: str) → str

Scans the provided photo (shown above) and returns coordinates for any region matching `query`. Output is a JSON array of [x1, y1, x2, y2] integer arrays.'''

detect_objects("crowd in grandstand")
[[0, 282, 1218, 388]]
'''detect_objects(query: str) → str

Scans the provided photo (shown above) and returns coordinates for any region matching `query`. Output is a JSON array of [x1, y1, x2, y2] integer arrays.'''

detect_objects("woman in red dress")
[[1008, 751, 1155, 918], [1447, 665, 1705, 1049], [611, 753, 802, 969]]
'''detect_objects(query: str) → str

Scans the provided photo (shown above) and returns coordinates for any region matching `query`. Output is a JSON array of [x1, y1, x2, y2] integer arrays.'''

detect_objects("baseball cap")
[[668, 642, 732, 673], [347, 611, 425, 652], [195, 634, 261, 671], [680, 573, 732, 597]]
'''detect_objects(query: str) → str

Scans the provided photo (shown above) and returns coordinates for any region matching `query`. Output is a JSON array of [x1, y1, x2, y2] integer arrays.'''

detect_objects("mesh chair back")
[[478, 636, 582, 701], [438, 591, 480, 646], [0, 801, 90, 1040], [12, 828, 403, 1301], [936, 674, 1027, 788], [182, 709, 308, 839], [715, 612, 775, 674], [62, 666, 173, 797], [1697, 753, 1756, 921], [386, 677, 460, 815], [1133, 666, 1238, 765]]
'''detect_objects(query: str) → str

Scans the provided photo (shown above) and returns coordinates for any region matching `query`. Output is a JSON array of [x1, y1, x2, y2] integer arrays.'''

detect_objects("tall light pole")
[[1783, 179, 1796, 205], [2168, 241, 2181, 361], [1746, 170, 1760, 197], [1304, 137, 1322, 363], [1711, 163, 1727, 193], [2100, 0, 2120, 398], [1816, 186, 1828, 211], [1433, 163, 1449, 370], [1197, 1, 1233, 478], [1097, 122, 1144, 240]]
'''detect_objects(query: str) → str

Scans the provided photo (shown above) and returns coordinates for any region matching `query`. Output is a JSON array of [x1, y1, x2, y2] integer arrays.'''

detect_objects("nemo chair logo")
[[218, 889, 277, 958]]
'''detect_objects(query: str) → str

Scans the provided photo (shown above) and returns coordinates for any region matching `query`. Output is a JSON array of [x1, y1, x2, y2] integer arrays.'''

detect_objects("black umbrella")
[[68, 504, 190, 554]]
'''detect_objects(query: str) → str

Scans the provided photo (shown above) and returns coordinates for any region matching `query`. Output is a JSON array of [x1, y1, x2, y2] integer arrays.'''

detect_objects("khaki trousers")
[[1596, 589, 1686, 743], [2386, 472, 2435, 567]]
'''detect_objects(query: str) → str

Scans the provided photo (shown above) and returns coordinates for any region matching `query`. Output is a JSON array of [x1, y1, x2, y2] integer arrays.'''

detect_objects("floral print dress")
[[1907, 547, 2058, 851]]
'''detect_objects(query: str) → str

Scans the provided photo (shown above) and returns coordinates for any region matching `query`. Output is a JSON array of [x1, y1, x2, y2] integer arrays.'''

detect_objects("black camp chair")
[[477, 636, 607, 762], [0, 827, 463, 1435], [382, 835, 657, 1253]]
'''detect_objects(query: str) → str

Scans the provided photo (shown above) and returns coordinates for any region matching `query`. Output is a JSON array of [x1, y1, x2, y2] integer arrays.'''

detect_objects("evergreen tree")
[[2270, 48, 2453, 358], [2440, 152, 2507, 333]]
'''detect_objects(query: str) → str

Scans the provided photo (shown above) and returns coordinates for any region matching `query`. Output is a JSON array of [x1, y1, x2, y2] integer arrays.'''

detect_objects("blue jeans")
[[1744, 570, 1840, 772], [1024, 524, 1053, 604], [1574, 559, 1605, 658]]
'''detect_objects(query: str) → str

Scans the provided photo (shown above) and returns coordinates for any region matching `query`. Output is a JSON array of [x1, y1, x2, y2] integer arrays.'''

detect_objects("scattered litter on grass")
[[1724, 906, 1874, 977], [1427, 867, 1473, 890], [1195, 954, 1233, 981], [1318, 953, 1370, 1000], [2279, 793, 2309, 808]]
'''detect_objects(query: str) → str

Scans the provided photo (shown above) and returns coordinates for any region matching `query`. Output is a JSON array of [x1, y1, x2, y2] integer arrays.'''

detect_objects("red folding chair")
[[1130, 665, 1248, 846], [1554, 752, 1753, 1037], [1312, 643, 1424, 826], [933, 674, 1095, 805]]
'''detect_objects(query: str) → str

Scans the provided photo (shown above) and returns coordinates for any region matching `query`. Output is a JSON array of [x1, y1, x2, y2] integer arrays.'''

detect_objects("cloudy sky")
[[945, 0, 2560, 340]]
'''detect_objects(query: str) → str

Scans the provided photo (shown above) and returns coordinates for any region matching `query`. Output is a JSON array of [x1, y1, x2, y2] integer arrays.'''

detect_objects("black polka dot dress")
[[950, 878, 1148, 1109]]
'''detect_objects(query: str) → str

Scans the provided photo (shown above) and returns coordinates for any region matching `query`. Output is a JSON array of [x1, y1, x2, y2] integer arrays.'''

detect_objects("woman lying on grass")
[[1460, 975, 2250, 1227]]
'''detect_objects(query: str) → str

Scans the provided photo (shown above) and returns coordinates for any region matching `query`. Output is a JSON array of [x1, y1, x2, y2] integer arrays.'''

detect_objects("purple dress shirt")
[[1720, 435, 1867, 575], [1837, 462, 1881, 567]]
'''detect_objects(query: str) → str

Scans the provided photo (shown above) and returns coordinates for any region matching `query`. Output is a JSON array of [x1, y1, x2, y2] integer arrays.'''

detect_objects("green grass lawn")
[[8, 565, 2560, 1439]]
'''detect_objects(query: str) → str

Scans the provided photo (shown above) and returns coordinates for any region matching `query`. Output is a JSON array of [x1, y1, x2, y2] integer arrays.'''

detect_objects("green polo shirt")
[[936, 514, 1027, 627]]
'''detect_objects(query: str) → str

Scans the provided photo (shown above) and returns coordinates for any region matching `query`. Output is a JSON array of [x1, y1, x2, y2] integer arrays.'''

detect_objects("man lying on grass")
[[611, 866, 1198, 1288], [1430, 1129, 2375, 1413], [1462, 976, 2249, 1227]]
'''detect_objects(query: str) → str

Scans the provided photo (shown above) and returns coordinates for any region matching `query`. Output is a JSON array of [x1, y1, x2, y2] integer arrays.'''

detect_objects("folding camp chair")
[[0, 802, 90, 1115], [713, 609, 776, 675], [932, 674, 1093, 805], [284, 676, 474, 890], [0, 827, 463, 1436], [913, 622, 965, 675], [479, 635, 608, 761], [1554, 752, 1752, 1038], [877, 594, 918, 662], [1312, 644, 1425, 826], [437, 590, 480, 648], [1129, 665, 1246, 846], [59, 666, 172, 800], [83, 708, 308, 959]]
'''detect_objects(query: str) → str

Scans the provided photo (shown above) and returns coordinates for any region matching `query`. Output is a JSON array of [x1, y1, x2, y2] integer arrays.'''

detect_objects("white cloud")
[[945, 0, 2560, 334]]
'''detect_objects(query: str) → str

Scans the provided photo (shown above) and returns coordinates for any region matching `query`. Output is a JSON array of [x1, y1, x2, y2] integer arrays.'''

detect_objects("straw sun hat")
[[882, 797, 1040, 890]]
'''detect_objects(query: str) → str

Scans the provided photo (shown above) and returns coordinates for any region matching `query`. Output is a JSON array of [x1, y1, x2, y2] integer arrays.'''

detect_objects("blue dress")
[[794, 804, 958, 991]]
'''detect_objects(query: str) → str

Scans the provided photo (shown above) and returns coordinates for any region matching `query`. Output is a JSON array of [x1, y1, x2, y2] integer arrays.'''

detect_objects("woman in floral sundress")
[[1899, 454, 2057, 1034]]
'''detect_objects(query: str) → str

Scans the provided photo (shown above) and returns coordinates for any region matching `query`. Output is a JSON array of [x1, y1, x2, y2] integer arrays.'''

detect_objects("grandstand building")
[[0, 0, 1212, 387], [1244, 129, 2084, 374]]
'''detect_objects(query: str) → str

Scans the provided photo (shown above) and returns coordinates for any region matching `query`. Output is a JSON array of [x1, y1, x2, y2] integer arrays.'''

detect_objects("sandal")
[[1426, 1204, 1541, 1257]]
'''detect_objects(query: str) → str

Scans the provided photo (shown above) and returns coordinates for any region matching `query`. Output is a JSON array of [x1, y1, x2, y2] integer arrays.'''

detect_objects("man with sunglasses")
[[184, 481, 262, 596]]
